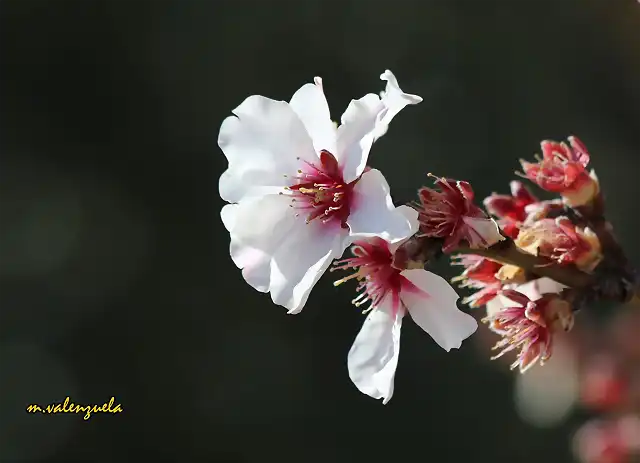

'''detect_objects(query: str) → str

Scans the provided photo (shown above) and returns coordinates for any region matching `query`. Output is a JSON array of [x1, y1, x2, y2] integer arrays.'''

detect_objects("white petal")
[[346, 169, 418, 244], [225, 194, 296, 249], [461, 216, 505, 248], [230, 240, 272, 293], [374, 70, 423, 140], [224, 195, 349, 311], [485, 295, 509, 317], [222, 195, 296, 293], [221, 203, 238, 232], [347, 298, 403, 404], [400, 269, 478, 351], [289, 77, 337, 154], [222, 204, 271, 291], [336, 93, 382, 183], [514, 277, 567, 302], [270, 220, 349, 314], [218, 95, 317, 203]]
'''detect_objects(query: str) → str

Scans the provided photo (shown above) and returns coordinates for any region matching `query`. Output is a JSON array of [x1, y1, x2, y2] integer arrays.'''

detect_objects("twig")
[[454, 239, 595, 289]]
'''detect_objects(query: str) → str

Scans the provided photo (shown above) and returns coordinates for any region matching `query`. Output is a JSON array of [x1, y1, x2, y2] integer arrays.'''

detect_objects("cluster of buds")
[[442, 138, 609, 373], [218, 71, 638, 458]]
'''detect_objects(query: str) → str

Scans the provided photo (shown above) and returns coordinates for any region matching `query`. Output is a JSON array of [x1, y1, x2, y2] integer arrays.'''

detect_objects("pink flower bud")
[[484, 180, 538, 221], [515, 216, 603, 272], [484, 181, 539, 239], [416, 175, 505, 252], [484, 290, 573, 373], [519, 136, 599, 207], [451, 255, 503, 285]]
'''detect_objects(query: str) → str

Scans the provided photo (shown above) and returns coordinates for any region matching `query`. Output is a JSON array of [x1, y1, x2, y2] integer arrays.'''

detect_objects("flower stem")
[[454, 240, 595, 289]]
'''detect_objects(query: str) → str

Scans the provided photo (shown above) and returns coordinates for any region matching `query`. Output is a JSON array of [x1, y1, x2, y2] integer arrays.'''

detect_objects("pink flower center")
[[331, 238, 408, 315], [285, 150, 352, 228]]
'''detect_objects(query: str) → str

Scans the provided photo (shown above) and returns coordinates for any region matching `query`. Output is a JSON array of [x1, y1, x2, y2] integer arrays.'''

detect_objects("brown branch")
[[454, 239, 595, 289]]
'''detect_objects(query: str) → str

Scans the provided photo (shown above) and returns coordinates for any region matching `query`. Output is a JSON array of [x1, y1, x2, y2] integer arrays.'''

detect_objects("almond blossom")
[[416, 175, 505, 253], [519, 136, 599, 207], [331, 220, 477, 404], [484, 279, 573, 373], [219, 71, 422, 313]]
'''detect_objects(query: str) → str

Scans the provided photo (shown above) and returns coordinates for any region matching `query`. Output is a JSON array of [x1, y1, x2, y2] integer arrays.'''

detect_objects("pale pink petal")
[[346, 169, 419, 244], [218, 95, 317, 203], [289, 77, 337, 154], [347, 297, 403, 404], [400, 269, 478, 351]]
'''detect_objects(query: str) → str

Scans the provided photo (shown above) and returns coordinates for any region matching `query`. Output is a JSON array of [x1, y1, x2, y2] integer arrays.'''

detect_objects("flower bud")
[[519, 136, 599, 207], [484, 181, 539, 239], [484, 180, 538, 221], [515, 216, 603, 272], [450, 255, 505, 308]]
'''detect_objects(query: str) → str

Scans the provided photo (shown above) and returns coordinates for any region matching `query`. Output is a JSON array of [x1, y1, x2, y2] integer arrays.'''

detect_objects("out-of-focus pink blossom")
[[515, 216, 603, 272], [484, 289, 574, 373], [574, 419, 630, 463], [580, 355, 627, 411], [416, 175, 504, 253], [519, 136, 599, 207]]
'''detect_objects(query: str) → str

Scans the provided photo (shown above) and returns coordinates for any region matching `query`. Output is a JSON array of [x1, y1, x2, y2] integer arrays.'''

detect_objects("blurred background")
[[1, 0, 640, 462]]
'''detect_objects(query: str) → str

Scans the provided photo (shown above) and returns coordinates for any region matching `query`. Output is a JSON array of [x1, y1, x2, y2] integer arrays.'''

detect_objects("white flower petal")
[[336, 93, 381, 183], [374, 70, 423, 140], [218, 95, 317, 203], [230, 240, 271, 293], [222, 196, 296, 293], [514, 278, 567, 302], [461, 216, 505, 248], [347, 298, 403, 404], [400, 269, 478, 351], [485, 295, 508, 317], [335, 71, 421, 183], [346, 169, 418, 244], [270, 220, 349, 314], [222, 204, 271, 291], [225, 194, 296, 249], [289, 77, 337, 154], [224, 195, 349, 311], [221, 203, 238, 232]]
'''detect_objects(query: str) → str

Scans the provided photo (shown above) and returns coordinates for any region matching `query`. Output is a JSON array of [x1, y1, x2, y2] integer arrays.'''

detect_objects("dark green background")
[[1, 0, 639, 462]]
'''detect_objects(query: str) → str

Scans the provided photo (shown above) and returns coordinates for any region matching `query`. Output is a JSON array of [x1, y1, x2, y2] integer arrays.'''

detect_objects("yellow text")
[[26, 396, 123, 420]]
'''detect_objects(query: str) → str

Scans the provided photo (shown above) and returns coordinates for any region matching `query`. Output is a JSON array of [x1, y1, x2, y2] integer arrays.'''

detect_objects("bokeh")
[[1, 0, 639, 462]]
